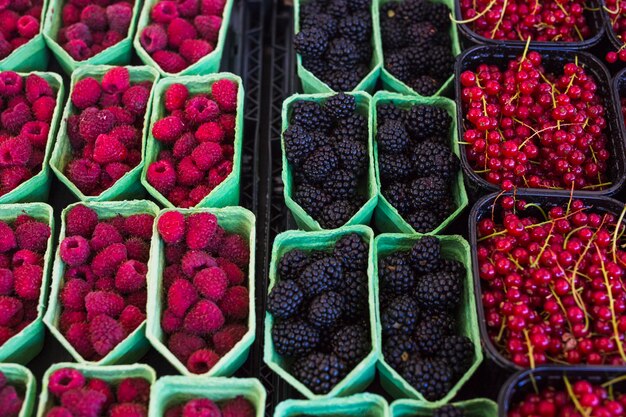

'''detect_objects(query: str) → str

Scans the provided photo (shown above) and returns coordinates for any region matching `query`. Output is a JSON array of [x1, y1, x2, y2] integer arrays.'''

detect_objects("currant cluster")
[[461, 50, 611, 191], [605, 0, 626, 63], [458, 0, 592, 42], [477, 196, 626, 367]]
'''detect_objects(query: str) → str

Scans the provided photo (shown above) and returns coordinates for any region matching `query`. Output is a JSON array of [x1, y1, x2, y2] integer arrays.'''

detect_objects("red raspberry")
[[32, 96, 57, 122], [48, 368, 86, 397], [12, 249, 42, 267], [125, 237, 150, 262], [2, 102, 33, 134], [147, 160, 177, 195], [65, 322, 96, 359], [176, 0, 199, 17], [167, 331, 206, 363], [117, 377, 150, 404], [153, 50, 188, 74], [161, 308, 182, 333], [194, 15, 221, 43], [180, 39, 213, 64], [102, 162, 131, 187], [219, 113, 236, 139], [118, 304, 145, 333], [191, 142, 222, 171], [183, 299, 224, 335], [60, 278, 90, 310], [151, 1, 179, 23], [201, 0, 226, 15], [168, 186, 190, 206], [188, 185, 211, 205], [15, 219, 50, 253], [80, 4, 107, 30], [221, 396, 255, 417], [176, 156, 204, 186], [25, 74, 53, 103], [0, 383, 23, 416], [193, 266, 227, 301], [219, 234, 249, 267], [122, 85, 151, 115], [86, 378, 114, 410], [185, 212, 217, 250], [186, 349, 220, 374], [219, 286, 248, 320], [16, 15, 39, 38], [60, 236, 91, 266], [89, 314, 125, 356], [140, 24, 168, 53], [66, 158, 101, 194], [95, 277, 114, 291], [64, 39, 92, 61], [107, 215, 126, 233], [167, 279, 198, 317], [185, 96, 219, 125], [0, 72, 22, 96], [166, 406, 184, 417], [213, 324, 247, 355], [167, 18, 197, 48], [115, 260, 147, 293], [20, 121, 50, 150], [0, 296, 23, 327], [0, 167, 30, 194], [62, 4, 80, 26], [66, 205, 98, 238], [85, 290, 125, 319], [211, 79, 238, 113], [46, 407, 73, 417], [163, 264, 184, 288], [0, 222, 16, 253], [157, 211, 186, 244], [106, 105, 135, 125], [110, 403, 148, 417], [60, 387, 107, 417], [102, 67, 130, 94], [99, 91, 121, 108], [152, 115, 184, 143], [106, 2, 133, 34], [0, 136, 32, 167], [0, 326, 14, 345], [65, 22, 93, 46], [59, 310, 86, 333], [109, 125, 139, 149], [91, 243, 127, 277], [0, 269, 13, 295], [195, 121, 224, 143], [0, 10, 18, 40], [71, 77, 102, 110], [90, 222, 122, 252], [172, 132, 197, 159], [164, 83, 188, 112], [13, 263, 42, 300], [123, 214, 154, 240], [80, 108, 116, 142], [216, 259, 242, 285], [126, 290, 147, 312], [65, 265, 96, 286]]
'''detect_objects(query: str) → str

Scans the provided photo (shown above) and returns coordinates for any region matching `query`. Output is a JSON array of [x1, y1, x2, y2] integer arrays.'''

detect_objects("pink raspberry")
[[194, 15, 221, 43], [153, 50, 188, 74], [216, 258, 244, 285], [0, 296, 23, 327], [0, 39, 11, 60], [177, 0, 199, 17], [219, 113, 236, 139], [13, 263, 41, 300], [147, 160, 177, 195], [102, 67, 130, 94], [71, 77, 101, 110], [95, 277, 114, 291], [27, 149, 45, 170], [90, 222, 122, 252], [0, 10, 17, 40], [123, 214, 154, 240], [195, 121, 224, 143], [64, 39, 92, 61], [126, 149, 142, 167], [164, 242, 184, 264], [99, 91, 121, 108], [0, 269, 13, 295], [117, 377, 150, 404], [60, 236, 91, 266], [211, 79, 238, 113], [118, 304, 145, 333], [20, 121, 50, 150], [48, 367, 86, 397], [65, 22, 93, 46], [103, 29, 125, 48], [186, 212, 218, 250], [2, 102, 33, 134], [25, 74, 53, 103], [86, 378, 114, 410], [16, 15, 39, 38], [219, 234, 249, 267], [183, 398, 221, 417], [219, 286, 248, 320], [151, 1, 178, 23], [185, 96, 219, 125], [91, 243, 127, 277], [0, 136, 32, 167], [60, 278, 91, 310], [66, 205, 98, 238], [15, 220, 50, 253], [89, 314, 126, 356], [60, 387, 107, 417], [59, 310, 86, 333], [0, 167, 31, 194], [160, 308, 182, 333], [80, 4, 107, 30], [126, 290, 147, 312], [85, 290, 125, 319], [106, 105, 135, 125], [213, 324, 247, 355], [115, 260, 147, 293], [191, 142, 222, 171], [140, 24, 167, 53], [46, 407, 73, 417], [188, 185, 211, 205], [107, 215, 126, 232], [176, 156, 204, 187], [0, 384, 22, 417], [80, 109, 116, 142], [167, 331, 206, 362], [167, 278, 198, 317], [200, 0, 226, 15], [110, 403, 148, 417], [182, 250, 217, 277], [32, 96, 57, 122], [186, 349, 220, 375], [64, 265, 96, 285], [123, 85, 151, 115], [168, 186, 190, 207], [171, 133, 196, 160], [163, 264, 183, 288], [209, 161, 232, 186], [166, 405, 184, 417], [152, 115, 184, 144], [109, 125, 139, 149], [65, 322, 96, 359], [167, 17, 197, 48], [0, 72, 22, 96], [106, 2, 132, 34], [62, 4, 80, 26], [180, 39, 213, 64], [104, 162, 131, 186], [193, 266, 227, 301], [0, 222, 15, 253], [0, 326, 14, 345], [164, 83, 188, 111], [158, 150, 177, 165], [125, 237, 150, 262], [183, 299, 224, 335], [157, 211, 186, 244]]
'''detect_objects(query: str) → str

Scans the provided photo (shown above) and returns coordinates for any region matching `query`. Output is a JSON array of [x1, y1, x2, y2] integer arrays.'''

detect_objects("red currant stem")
[[604, 4, 620, 14], [564, 57, 578, 95], [495, 315, 507, 343], [582, 182, 613, 190], [558, 262, 591, 330], [506, 254, 523, 270], [611, 205, 626, 265], [523, 328, 536, 369], [573, 25, 583, 41], [564, 376, 592, 417], [566, 183, 575, 215], [563, 225, 588, 250], [518, 123, 583, 150], [451, 0, 498, 24], [490, 189, 508, 222], [518, 37, 532, 71], [523, 203, 547, 221], [477, 228, 507, 242], [490, 0, 508, 38], [549, 285, 577, 335], [531, 0, 539, 15], [457, 141, 472, 145], [530, 222, 555, 269], [601, 374, 626, 388], [564, 268, 592, 282], [555, 2, 569, 16]]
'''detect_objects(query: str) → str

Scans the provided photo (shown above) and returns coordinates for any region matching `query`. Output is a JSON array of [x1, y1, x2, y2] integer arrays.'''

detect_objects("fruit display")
[[460, 49, 616, 192], [0, 0, 44, 60], [605, 1, 626, 63], [155, 210, 251, 374], [145, 78, 239, 208], [0, 370, 26, 417], [274, 393, 388, 417], [294, 0, 373, 91], [283, 93, 372, 229], [375, 98, 461, 233], [267, 232, 373, 395], [164, 395, 255, 417], [378, 0, 455, 96], [391, 398, 498, 417], [474, 194, 626, 367]]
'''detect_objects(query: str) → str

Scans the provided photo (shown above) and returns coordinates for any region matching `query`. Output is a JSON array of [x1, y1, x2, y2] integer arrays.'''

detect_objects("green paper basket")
[[372, 92, 468, 234], [0, 72, 64, 205], [50, 65, 159, 202], [133, 0, 234, 77], [42, 0, 142, 74], [0, 364, 36, 417], [391, 398, 498, 417], [374, 0, 461, 98], [374, 234, 483, 405], [44, 200, 160, 365], [141, 73, 243, 208], [148, 376, 266, 417], [275, 393, 390, 417], [264, 225, 379, 399], [36, 363, 156, 417], [146, 207, 256, 377], [0, 0, 49, 72], [293, 0, 382, 93], [281, 92, 378, 230], [0, 203, 55, 365]]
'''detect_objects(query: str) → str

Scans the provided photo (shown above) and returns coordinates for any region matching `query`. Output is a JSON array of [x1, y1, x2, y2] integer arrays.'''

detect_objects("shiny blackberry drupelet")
[[377, 120, 410, 154], [414, 271, 462, 312], [324, 66, 369, 91], [401, 358, 453, 401], [294, 27, 329, 59], [298, 256, 343, 297], [397, 0, 429, 22], [268, 280, 305, 319], [408, 176, 449, 209], [379, 253, 415, 294], [377, 103, 404, 124], [378, 153, 415, 182], [326, 37, 361, 70], [385, 52, 410, 80], [409, 236, 441, 273], [294, 184, 332, 218], [334, 139, 368, 175], [380, 14, 407, 50], [272, 319, 320, 357], [323, 169, 358, 199], [433, 405, 465, 417], [283, 125, 317, 168], [381, 295, 419, 336], [406, 210, 440, 233], [327, 0, 350, 18], [409, 76, 440, 96], [334, 113, 368, 142], [301, 13, 338, 37], [406, 21, 438, 45], [319, 200, 357, 229], [278, 249, 310, 281], [405, 105, 451, 140], [383, 334, 418, 371], [440, 335, 474, 377], [382, 182, 411, 214], [334, 233, 368, 272], [414, 315, 447, 355], [303, 146, 339, 183], [291, 100, 332, 133], [308, 291, 344, 329], [292, 352, 348, 394], [428, 2, 452, 27], [339, 270, 369, 320], [438, 258, 466, 279], [412, 141, 459, 181], [338, 14, 372, 43], [331, 324, 371, 366], [426, 45, 455, 79], [324, 93, 357, 119], [347, 0, 371, 12]]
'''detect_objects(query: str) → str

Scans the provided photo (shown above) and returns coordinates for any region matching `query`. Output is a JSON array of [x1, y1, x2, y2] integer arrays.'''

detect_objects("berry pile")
[[56, 204, 153, 361], [63, 67, 154, 196], [476, 196, 626, 366], [379, 0, 454, 96], [294, 0, 372, 91], [268, 233, 371, 394], [156, 211, 250, 374], [507, 377, 626, 417], [432, 406, 466, 417], [43, 367, 150, 417], [0, 72, 58, 197], [138, 0, 227, 73], [461, 51, 612, 191], [376, 101, 459, 233], [57, 0, 135, 61], [458, 0, 592, 42], [146, 80, 238, 207], [379, 236, 473, 401], [284, 94, 369, 229], [605, 1, 626, 63], [164, 395, 254, 417], [0, 371, 25, 417], [0, 214, 51, 346], [0, 1, 44, 59]]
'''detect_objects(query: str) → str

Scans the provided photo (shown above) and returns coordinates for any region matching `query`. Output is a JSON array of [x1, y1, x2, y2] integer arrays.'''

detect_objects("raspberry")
[[152, 115, 185, 144], [167, 331, 206, 362], [221, 396, 255, 417], [65, 23, 93, 45], [46, 407, 73, 417], [0, 326, 14, 344], [183, 299, 224, 335], [116, 377, 150, 404], [122, 85, 151, 115], [20, 121, 50, 149], [102, 67, 130, 94], [157, 211, 186, 243], [151, 1, 179, 23], [126, 291, 147, 312], [180, 39, 213, 64], [186, 349, 220, 374], [161, 308, 183, 333], [102, 163, 131, 187], [200, 0, 226, 16], [118, 304, 146, 333], [60, 387, 107, 417], [0, 296, 23, 327], [90, 222, 122, 252], [164, 84, 188, 112], [166, 406, 184, 417], [218, 286, 248, 320], [176, 0, 199, 16], [115, 260, 147, 294], [2, 102, 33, 134], [125, 237, 150, 262], [0, 384, 22, 417], [64, 265, 96, 285], [211, 79, 238, 113], [0, 72, 22, 96], [207, 160, 232, 188], [62, 4, 80, 25], [167, 17, 197, 48], [193, 266, 228, 301], [163, 264, 183, 288], [213, 324, 247, 354], [106, 105, 135, 125], [25, 74, 53, 104], [188, 185, 211, 204], [95, 277, 114, 291], [140, 24, 168, 53], [85, 290, 125, 319], [80, 108, 116, 142], [64, 39, 91, 61], [89, 314, 125, 356], [219, 113, 236, 139], [60, 278, 90, 310], [32, 96, 57, 122], [186, 212, 218, 250], [65, 322, 95, 359], [91, 243, 127, 277], [0, 269, 13, 295], [80, 5, 107, 30], [123, 214, 154, 240], [0, 222, 15, 253], [109, 125, 139, 149], [48, 368, 86, 397], [110, 403, 148, 417], [106, 2, 132, 34], [167, 279, 198, 317], [147, 160, 177, 194], [219, 234, 248, 267], [167, 186, 189, 206], [153, 50, 187, 73], [58, 310, 86, 334], [60, 236, 91, 266], [16, 15, 39, 38], [0, 136, 32, 167], [176, 156, 204, 186], [0, 167, 30, 194], [66, 205, 98, 238], [195, 121, 224, 143], [71, 77, 101, 109], [13, 263, 42, 300], [190, 142, 222, 172], [86, 379, 114, 409], [181, 250, 216, 276], [185, 96, 219, 125], [15, 220, 50, 253]]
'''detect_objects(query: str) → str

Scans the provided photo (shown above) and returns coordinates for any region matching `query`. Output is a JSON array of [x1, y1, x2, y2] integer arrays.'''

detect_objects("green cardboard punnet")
[[146, 207, 256, 376], [50, 65, 159, 202], [374, 234, 483, 404], [141, 73, 243, 208], [44, 200, 160, 365], [0, 358, 37, 417], [372, 91, 468, 234], [391, 398, 498, 417], [264, 226, 379, 399], [275, 393, 390, 417], [148, 376, 266, 417], [0, 203, 54, 365], [281, 92, 378, 230]]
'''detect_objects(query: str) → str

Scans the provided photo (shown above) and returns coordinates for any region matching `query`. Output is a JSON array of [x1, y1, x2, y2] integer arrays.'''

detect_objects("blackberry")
[[382, 182, 411, 214], [405, 105, 451, 140], [414, 315, 447, 355], [426, 45, 454, 79], [325, 93, 357, 119], [406, 21, 437, 45], [380, 15, 406, 50], [300, 0, 325, 19], [323, 169, 358, 199], [385, 52, 410, 81], [440, 335, 474, 377], [338, 15, 371, 43], [303, 146, 338, 183], [334, 139, 368, 175], [308, 291, 344, 328], [377, 120, 410, 154], [319, 200, 356, 229], [331, 324, 370, 365], [409, 236, 440, 273], [428, 2, 452, 28], [401, 358, 453, 401], [438, 259, 465, 279], [409, 76, 440, 96], [433, 406, 465, 417], [355, 41, 373, 63], [415, 271, 462, 312], [324, 69, 363, 91], [302, 13, 337, 37], [408, 176, 449, 209], [379, 253, 415, 294], [310, 250, 332, 264], [292, 352, 348, 394], [412, 141, 459, 181], [302, 57, 329, 76], [283, 125, 316, 167], [326, 38, 360, 70], [298, 257, 343, 297], [294, 28, 329, 59], [406, 210, 439, 233], [347, 0, 371, 12], [272, 319, 320, 357], [383, 334, 417, 371], [268, 280, 305, 319], [381, 295, 419, 336], [295, 184, 331, 218], [334, 113, 368, 141], [291, 101, 332, 133], [428, 312, 456, 335], [397, 0, 428, 21], [333, 233, 368, 272], [278, 249, 310, 281], [378, 153, 414, 182], [377, 103, 404, 123], [338, 270, 368, 320], [403, 46, 430, 74], [327, 0, 350, 18]]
